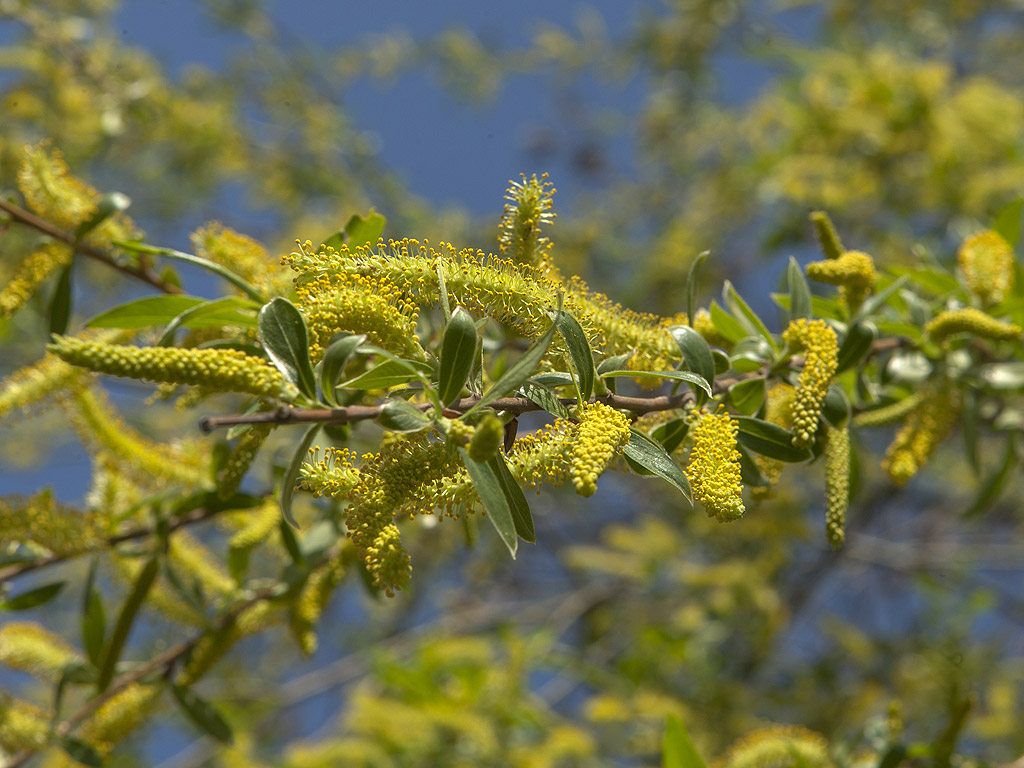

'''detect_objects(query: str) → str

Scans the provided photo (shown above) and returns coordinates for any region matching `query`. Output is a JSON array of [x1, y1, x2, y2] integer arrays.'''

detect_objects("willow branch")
[[0, 506, 224, 586], [0, 198, 181, 295], [1, 586, 279, 768]]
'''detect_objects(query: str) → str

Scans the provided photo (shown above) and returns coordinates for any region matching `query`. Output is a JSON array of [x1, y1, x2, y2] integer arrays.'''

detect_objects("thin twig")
[[0, 198, 181, 295]]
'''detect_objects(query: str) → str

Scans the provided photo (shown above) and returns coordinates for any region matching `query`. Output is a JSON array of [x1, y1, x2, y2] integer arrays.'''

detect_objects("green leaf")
[[686, 250, 709, 326], [553, 309, 595, 403], [734, 416, 812, 462], [465, 315, 558, 417], [601, 370, 712, 398], [157, 297, 259, 346], [459, 448, 519, 557], [337, 358, 433, 391], [787, 256, 812, 321], [48, 263, 73, 336], [319, 333, 366, 406], [836, 321, 878, 373], [723, 281, 777, 351], [965, 437, 1015, 517], [622, 429, 692, 504], [993, 197, 1023, 246], [278, 517, 305, 567], [771, 292, 845, 321], [59, 736, 104, 767], [345, 210, 386, 248], [490, 452, 535, 543], [851, 274, 909, 323], [280, 424, 321, 529], [97, 555, 159, 691], [438, 306, 478, 406], [736, 443, 770, 487], [81, 560, 106, 667], [822, 384, 851, 428], [87, 295, 206, 328], [708, 300, 746, 344], [728, 377, 765, 416], [662, 714, 707, 768], [376, 399, 432, 433], [962, 389, 981, 477], [112, 239, 266, 303], [74, 191, 131, 242], [258, 298, 317, 399], [0, 581, 64, 611], [669, 326, 715, 393], [171, 684, 234, 744], [520, 380, 570, 418], [651, 418, 689, 454], [596, 352, 633, 374]]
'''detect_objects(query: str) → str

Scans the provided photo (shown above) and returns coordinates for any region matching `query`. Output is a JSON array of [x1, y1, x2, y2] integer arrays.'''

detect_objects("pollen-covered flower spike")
[[883, 386, 961, 485], [925, 307, 1021, 344], [49, 336, 300, 401], [498, 173, 556, 269], [958, 230, 1015, 306], [0, 242, 73, 320], [685, 406, 745, 522], [805, 250, 877, 312], [782, 319, 838, 447], [823, 426, 850, 548], [809, 211, 845, 260], [570, 402, 631, 497]]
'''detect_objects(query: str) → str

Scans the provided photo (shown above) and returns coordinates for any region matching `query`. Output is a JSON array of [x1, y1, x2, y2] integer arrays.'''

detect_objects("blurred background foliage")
[[2, 0, 1024, 766]]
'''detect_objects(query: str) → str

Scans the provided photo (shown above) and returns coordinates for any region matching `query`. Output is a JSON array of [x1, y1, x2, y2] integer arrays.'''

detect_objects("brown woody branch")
[[0, 198, 181, 295]]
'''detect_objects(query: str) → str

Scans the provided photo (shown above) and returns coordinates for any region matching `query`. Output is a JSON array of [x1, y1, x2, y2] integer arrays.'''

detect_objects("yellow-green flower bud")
[[228, 498, 282, 552], [883, 386, 961, 485], [0, 489, 102, 556], [0, 622, 82, 682], [754, 383, 797, 496], [685, 407, 745, 522], [823, 426, 850, 548], [468, 413, 504, 463], [810, 211, 845, 260], [218, 423, 273, 499], [958, 229, 1015, 305], [445, 418, 475, 450], [80, 683, 159, 754], [713, 725, 830, 768], [925, 307, 1021, 344], [0, 697, 49, 753], [783, 319, 838, 447], [498, 173, 556, 268], [290, 553, 345, 655], [49, 336, 300, 401], [0, 242, 73, 320], [805, 250, 877, 311], [852, 393, 924, 428], [192, 221, 283, 294], [570, 403, 631, 497]]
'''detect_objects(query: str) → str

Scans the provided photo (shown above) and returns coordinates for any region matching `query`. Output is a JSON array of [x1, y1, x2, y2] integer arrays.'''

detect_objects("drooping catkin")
[[783, 319, 838, 447], [823, 426, 850, 548], [958, 229, 1015, 306], [882, 386, 961, 485], [685, 407, 745, 522], [570, 403, 630, 497]]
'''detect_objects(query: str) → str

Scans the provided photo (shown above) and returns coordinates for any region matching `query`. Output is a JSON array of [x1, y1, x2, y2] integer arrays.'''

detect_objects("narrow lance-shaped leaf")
[[48, 263, 73, 336], [622, 429, 692, 504], [87, 295, 206, 329], [836, 321, 877, 373], [728, 377, 766, 416], [59, 736, 103, 767], [519, 380, 570, 419], [734, 416, 811, 462], [464, 312, 558, 417], [993, 197, 1023, 246], [458, 448, 519, 557], [0, 581, 64, 611], [258, 298, 317, 400], [686, 250, 709, 326], [663, 714, 707, 768], [553, 309, 595, 403], [669, 325, 715, 395], [81, 559, 106, 667], [438, 307, 478, 406], [376, 399, 432, 433], [319, 333, 366, 406], [724, 281, 778, 351], [280, 424, 322, 529], [171, 684, 234, 744], [788, 256, 812, 321], [158, 297, 260, 346], [489, 452, 535, 543], [97, 555, 160, 691], [601, 370, 712, 398]]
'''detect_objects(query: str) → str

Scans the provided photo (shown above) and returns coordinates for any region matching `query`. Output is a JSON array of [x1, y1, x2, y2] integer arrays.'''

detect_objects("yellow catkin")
[[191, 221, 276, 289], [79, 683, 160, 754], [805, 250, 877, 311], [498, 173, 557, 269], [713, 724, 831, 768], [17, 142, 135, 245], [782, 319, 838, 447], [852, 392, 925, 428], [685, 407, 745, 522], [468, 413, 504, 463], [228, 499, 282, 552], [570, 403, 631, 497], [0, 622, 82, 682], [218, 424, 273, 499], [823, 426, 850, 548], [49, 336, 299, 401], [0, 697, 49, 753], [290, 553, 346, 655], [444, 418, 475, 450], [68, 386, 208, 489], [0, 242, 73, 319], [169, 531, 237, 599], [0, 490, 102, 556], [958, 229, 1015, 305], [754, 383, 797, 495], [810, 211, 845, 261], [882, 387, 961, 485], [924, 307, 1021, 344]]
